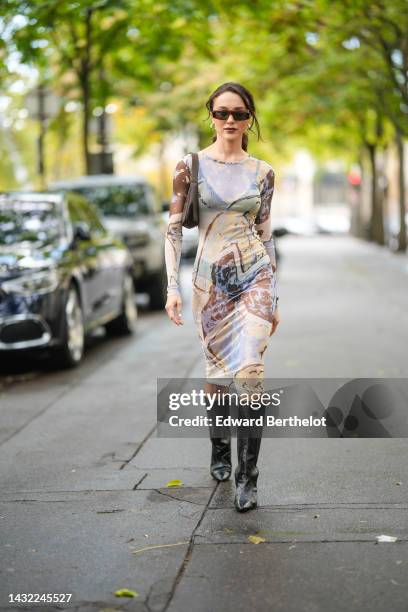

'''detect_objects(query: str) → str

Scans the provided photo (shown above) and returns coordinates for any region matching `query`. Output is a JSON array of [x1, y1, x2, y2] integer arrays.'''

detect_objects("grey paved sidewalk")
[[0, 235, 407, 612]]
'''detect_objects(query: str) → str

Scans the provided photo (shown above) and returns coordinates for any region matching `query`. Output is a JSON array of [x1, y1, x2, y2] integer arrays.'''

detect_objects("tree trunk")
[[367, 142, 384, 244], [81, 8, 93, 175], [158, 138, 167, 203], [81, 74, 90, 175], [352, 153, 365, 239], [395, 129, 407, 253], [37, 83, 47, 190]]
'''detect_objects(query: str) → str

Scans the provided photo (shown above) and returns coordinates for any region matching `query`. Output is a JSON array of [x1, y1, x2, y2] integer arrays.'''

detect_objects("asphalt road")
[[0, 234, 407, 612]]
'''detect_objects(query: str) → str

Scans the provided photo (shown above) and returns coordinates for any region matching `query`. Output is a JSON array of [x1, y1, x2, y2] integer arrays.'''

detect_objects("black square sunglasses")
[[212, 110, 251, 121]]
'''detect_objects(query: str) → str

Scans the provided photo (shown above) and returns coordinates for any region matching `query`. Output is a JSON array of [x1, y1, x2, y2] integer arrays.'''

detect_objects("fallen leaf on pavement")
[[165, 479, 184, 487], [248, 535, 266, 544], [113, 588, 139, 598]]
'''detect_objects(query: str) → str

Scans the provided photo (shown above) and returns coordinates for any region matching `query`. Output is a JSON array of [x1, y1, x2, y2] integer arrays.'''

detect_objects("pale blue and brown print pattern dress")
[[165, 150, 278, 390]]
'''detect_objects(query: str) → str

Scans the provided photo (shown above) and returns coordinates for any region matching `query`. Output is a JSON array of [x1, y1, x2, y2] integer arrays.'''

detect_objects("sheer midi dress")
[[165, 151, 278, 393]]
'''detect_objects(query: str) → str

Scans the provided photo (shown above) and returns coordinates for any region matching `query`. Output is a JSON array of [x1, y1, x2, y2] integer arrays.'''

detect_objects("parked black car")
[[49, 175, 168, 310], [0, 191, 137, 367]]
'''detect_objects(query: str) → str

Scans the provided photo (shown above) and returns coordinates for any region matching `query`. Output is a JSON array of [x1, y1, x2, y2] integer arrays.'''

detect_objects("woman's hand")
[[270, 306, 280, 336], [165, 294, 183, 325]]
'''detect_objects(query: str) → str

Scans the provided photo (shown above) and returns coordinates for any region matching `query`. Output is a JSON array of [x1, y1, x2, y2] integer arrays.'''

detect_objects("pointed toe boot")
[[210, 436, 232, 481], [233, 390, 265, 512], [234, 437, 262, 511], [206, 394, 232, 482]]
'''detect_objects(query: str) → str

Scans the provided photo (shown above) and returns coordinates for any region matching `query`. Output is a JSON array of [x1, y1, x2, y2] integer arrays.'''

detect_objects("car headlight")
[[1, 269, 60, 296]]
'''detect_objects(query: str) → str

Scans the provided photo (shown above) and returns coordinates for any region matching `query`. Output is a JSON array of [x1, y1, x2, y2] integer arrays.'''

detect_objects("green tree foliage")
[[0, 0, 406, 249]]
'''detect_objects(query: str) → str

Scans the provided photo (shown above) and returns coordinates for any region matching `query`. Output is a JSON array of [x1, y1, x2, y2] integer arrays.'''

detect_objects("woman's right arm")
[[164, 156, 190, 325]]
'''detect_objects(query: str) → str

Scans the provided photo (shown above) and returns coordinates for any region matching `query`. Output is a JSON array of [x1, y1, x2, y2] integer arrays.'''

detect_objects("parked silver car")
[[49, 175, 167, 309]]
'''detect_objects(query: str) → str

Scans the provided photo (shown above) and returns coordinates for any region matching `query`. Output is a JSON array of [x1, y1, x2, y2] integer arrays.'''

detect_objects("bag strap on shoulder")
[[189, 152, 198, 183]]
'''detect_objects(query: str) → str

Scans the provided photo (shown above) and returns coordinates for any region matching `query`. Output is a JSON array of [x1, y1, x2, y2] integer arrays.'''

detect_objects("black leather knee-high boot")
[[205, 394, 232, 482], [234, 394, 266, 512]]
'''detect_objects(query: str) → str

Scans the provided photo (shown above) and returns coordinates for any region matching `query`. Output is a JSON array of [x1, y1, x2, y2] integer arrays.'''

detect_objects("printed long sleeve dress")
[[165, 150, 278, 390]]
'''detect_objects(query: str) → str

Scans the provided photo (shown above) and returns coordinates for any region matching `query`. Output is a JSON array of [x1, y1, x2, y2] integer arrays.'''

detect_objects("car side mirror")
[[73, 221, 91, 241]]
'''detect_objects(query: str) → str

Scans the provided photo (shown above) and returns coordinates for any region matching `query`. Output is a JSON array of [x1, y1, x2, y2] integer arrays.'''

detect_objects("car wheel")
[[105, 272, 138, 336], [148, 265, 167, 310], [54, 284, 85, 368]]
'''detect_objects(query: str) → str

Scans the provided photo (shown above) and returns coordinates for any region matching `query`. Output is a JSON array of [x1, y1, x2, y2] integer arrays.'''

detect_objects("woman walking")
[[164, 82, 280, 512]]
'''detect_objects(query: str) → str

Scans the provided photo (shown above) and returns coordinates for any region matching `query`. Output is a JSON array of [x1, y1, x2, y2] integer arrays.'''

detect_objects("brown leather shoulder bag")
[[181, 152, 199, 229]]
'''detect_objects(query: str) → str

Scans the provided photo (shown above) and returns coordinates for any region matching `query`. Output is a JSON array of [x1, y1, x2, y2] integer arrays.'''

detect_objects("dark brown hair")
[[205, 82, 263, 152]]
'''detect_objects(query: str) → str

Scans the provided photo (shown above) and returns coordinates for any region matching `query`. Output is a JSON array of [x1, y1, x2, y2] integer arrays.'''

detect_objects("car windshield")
[[70, 184, 149, 217], [0, 199, 65, 246]]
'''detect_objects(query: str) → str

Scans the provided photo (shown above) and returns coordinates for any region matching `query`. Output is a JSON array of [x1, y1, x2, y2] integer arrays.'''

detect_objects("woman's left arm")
[[255, 165, 277, 274], [255, 165, 280, 332]]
